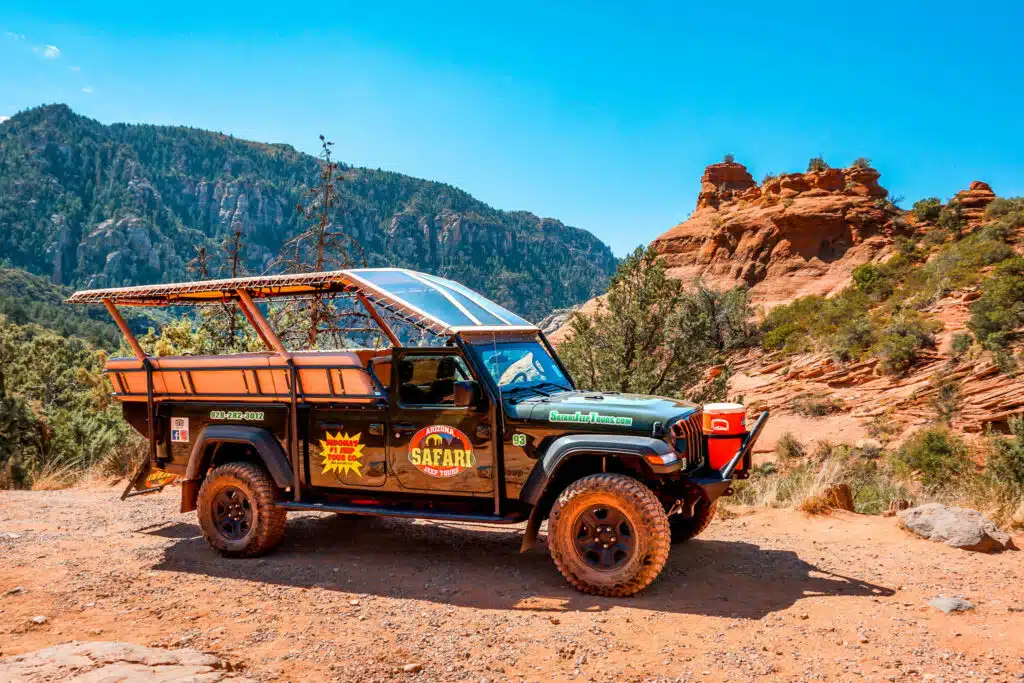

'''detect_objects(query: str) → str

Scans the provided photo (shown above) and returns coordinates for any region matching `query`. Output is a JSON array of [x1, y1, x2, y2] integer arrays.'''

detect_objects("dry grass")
[[29, 461, 83, 491]]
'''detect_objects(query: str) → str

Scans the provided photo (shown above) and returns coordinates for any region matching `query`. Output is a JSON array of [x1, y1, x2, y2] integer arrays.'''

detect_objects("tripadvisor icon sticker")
[[409, 425, 475, 478], [548, 409, 633, 427]]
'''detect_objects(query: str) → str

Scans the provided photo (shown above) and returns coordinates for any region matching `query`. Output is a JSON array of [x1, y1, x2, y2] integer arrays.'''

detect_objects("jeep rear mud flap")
[[120, 459, 179, 500], [692, 410, 769, 502]]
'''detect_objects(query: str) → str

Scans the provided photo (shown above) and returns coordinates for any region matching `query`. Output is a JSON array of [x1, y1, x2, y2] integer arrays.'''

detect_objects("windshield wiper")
[[533, 381, 571, 394], [502, 385, 548, 402]]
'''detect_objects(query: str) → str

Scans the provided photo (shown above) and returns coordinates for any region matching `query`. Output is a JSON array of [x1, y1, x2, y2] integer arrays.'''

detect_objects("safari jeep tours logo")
[[408, 425, 475, 478], [320, 432, 365, 477]]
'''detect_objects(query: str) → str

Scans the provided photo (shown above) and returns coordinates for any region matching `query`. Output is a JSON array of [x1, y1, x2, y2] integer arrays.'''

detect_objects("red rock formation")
[[651, 161, 899, 309], [953, 180, 997, 221]]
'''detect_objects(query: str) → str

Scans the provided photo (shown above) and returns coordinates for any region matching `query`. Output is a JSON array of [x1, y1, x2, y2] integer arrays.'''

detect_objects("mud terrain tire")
[[548, 473, 670, 597], [198, 462, 287, 557], [669, 499, 718, 544]]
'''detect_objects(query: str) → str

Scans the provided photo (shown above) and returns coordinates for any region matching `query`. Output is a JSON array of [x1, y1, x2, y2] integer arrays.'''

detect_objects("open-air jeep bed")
[[68, 268, 766, 596]]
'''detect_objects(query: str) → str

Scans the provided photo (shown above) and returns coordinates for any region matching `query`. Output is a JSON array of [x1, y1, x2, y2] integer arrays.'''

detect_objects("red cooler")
[[702, 403, 747, 470]]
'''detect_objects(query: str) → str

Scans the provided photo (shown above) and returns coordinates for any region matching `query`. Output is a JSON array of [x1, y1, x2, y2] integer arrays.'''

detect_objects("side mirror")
[[453, 380, 479, 408]]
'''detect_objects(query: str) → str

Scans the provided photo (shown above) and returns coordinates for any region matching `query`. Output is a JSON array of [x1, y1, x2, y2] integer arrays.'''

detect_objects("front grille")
[[668, 411, 704, 469]]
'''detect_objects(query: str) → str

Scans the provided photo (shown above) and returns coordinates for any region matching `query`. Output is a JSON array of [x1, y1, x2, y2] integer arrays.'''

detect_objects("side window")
[[397, 354, 469, 406]]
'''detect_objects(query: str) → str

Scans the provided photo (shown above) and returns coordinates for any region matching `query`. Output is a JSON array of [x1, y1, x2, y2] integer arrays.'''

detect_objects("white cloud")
[[82, 87, 93, 94], [33, 44, 60, 58], [71, 65, 80, 72], [0, 116, 9, 123], [5, 32, 25, 41]]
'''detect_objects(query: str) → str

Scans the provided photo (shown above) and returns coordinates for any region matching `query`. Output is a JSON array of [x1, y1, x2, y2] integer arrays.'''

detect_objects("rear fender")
[[180, 425, 292, 513], [518, 434, 678, 552]]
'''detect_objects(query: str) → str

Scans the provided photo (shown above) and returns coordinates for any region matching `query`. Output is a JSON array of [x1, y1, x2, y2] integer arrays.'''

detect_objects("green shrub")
[[852, 263, 894, 300], [723, 153, 735, 164], [987, 417, 1024, 487], [875, 310, 937, 375], [929, 372, 962, 424], [891, 427, 971, 488], [950, 332, 973, 355], [937, 201, 966, 237], [912, 197, 943, 222], [851, 157, 872, 170], [984, 197, 1024, 225], [828, 315, 876, 362], [968, 256, 1024, 349], [807, 156, 830, 172]]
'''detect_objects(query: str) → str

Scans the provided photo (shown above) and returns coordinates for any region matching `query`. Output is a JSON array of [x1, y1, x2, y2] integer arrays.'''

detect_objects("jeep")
[[68, 268, 767, 596]]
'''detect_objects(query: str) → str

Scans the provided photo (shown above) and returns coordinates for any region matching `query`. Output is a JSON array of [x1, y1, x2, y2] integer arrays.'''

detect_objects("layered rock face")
[[651, 161, 899, 309]]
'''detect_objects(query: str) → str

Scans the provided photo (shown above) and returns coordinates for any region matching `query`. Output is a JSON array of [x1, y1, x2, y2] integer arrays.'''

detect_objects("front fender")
[[520, 433, 678, 508]]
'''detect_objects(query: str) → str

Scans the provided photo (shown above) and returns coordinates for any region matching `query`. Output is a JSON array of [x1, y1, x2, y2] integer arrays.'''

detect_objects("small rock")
[[29, 615, 48, 625], [549, 616, 561, 625], [3, 586, 25, 596], [929, 597, 975, 614], [402, 663, 423, 673], [349, 599, 360, 606]]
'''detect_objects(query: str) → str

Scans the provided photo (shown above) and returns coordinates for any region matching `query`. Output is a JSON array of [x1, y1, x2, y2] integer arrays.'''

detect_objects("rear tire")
[[669, 499, 718, 544], [197, 462, 287, 557], [548, 473, 670, 597]]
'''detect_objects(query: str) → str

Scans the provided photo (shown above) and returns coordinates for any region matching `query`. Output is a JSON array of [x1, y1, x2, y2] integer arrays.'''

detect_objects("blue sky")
[[3, 1, 1023, 256]]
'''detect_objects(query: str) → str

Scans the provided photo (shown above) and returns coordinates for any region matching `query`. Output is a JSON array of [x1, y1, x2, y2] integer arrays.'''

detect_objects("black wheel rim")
[[211, 486, 254, 541], [572, 504, 635, 571]]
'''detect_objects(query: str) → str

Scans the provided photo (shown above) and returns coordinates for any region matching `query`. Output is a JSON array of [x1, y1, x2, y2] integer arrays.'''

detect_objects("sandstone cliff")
[[651, 161, 901, 309]]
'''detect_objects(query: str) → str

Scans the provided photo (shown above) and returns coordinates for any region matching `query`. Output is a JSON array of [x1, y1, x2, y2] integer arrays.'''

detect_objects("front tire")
[[669, 499, 718, 544], [548, 473, 670, 597], [197, 462, 287, 557]]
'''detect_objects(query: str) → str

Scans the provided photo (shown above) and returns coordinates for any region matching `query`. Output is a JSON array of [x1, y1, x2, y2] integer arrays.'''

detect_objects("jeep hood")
[[509, 391, 699, 434]]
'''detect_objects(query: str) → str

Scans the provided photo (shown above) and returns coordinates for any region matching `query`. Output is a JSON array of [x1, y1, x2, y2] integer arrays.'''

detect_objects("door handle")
[[393, 422, 418, 437]]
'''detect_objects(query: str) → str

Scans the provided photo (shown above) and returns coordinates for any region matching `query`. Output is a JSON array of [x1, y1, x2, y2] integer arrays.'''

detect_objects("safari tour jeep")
[[69, 268, 767, 596]]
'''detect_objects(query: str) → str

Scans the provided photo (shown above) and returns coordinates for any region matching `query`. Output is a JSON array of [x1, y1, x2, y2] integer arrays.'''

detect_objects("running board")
[[276, 501, 526, 525]]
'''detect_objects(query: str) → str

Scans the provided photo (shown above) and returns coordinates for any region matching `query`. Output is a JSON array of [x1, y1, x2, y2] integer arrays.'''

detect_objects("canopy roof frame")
[[67, 268, 538, 342]]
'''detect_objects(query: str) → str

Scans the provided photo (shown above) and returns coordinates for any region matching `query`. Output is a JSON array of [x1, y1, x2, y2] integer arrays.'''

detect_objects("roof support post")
[[356, 293, 401, 347], [103, 298, 146, 361], [236, 289, 288, 357]]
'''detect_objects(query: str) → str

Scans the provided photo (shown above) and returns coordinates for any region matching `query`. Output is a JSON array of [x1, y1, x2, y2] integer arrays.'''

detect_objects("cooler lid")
[[702, 402, 745, 414]]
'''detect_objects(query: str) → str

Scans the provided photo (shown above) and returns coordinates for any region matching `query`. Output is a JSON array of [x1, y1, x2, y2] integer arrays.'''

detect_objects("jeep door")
[[388, 348, 494, 495], [307, 403, 388, 489]]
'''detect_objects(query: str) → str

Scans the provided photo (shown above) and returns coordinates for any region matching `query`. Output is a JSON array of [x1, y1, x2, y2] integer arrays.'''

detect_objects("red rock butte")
[[650, 160, 910, 309]]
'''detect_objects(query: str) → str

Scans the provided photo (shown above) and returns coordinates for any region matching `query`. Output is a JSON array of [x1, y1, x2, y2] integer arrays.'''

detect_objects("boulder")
[[929, 596, 974, 614], [898, 503, 1017, 553]]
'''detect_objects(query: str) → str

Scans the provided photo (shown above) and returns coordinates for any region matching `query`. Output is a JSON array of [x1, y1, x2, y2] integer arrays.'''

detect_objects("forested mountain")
[[0, 104, 617, 321]]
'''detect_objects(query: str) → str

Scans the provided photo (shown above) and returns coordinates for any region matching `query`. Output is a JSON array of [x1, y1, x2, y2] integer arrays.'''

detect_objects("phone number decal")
[[209, 410, 265, 421]]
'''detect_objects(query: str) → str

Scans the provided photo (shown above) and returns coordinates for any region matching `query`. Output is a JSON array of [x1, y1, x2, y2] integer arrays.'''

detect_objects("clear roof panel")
[[350, 269, 533, 329], [418, 273, 532, 327]]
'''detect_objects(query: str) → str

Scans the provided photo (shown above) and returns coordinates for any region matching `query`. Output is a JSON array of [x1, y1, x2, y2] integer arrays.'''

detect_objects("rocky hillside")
[[651, 161, 902, 309], [0, 104, 618, 321], [553, 158, 1024, 448]]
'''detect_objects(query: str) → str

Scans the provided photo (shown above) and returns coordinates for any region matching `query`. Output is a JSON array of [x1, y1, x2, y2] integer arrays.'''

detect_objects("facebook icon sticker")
[[171, 417, 190, 443]]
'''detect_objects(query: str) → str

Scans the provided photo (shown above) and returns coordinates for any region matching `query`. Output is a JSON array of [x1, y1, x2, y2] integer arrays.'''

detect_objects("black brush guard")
[[692, 409, 769, 502]]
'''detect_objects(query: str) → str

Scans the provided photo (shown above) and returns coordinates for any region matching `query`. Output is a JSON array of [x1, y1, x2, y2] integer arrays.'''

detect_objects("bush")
[[984, 197, 1024, 225], [968, 256, 1024, 349], [852, 263, 894, 300], [807, 156, 830, 173], [851, 157, 872, 170], [912, 197, 943, 222], [875, 310, 937, 375], [951, 332, 973, 355], [929, 372, 962, 424], [937, 201, 966, 237], [791, 395, 845, 417], [987, 417, 1024, 487], [776, 432, 805, 461], [891, 427, 971, 489], [723, 153, 735, 164]]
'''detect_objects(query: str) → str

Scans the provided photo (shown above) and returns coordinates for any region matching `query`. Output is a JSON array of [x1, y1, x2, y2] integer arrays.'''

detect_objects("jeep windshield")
[[471, 339, 572, 397]]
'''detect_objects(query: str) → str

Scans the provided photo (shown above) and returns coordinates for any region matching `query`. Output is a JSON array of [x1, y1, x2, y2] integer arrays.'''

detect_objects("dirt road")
[[1, 485, 1022, 682]]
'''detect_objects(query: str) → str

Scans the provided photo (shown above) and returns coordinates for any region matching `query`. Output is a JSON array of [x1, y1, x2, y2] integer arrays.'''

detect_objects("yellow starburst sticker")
[[320, 432, 365, 476]]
